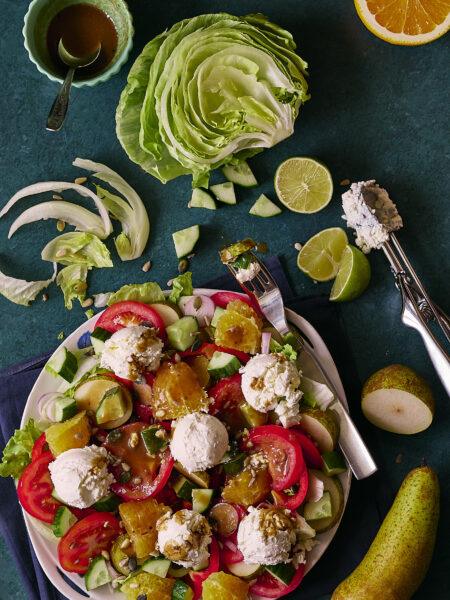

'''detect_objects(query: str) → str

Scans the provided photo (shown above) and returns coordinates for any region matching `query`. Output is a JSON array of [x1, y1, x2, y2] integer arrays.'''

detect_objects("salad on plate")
[[5, 271, 349, 600]]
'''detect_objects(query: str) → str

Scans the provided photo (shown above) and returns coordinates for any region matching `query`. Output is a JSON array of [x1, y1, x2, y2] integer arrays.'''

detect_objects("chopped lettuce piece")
[[107, 281, 165, 306], [0, 419, 43, 479], [93, 292, 112, 308], [270, 338, 298, 361], [56, 264, 88, 309], [41, 232, 113, 268], [168, 272, 193, 304], [0, 262, 57, 306], [85, 309, 94, 319]]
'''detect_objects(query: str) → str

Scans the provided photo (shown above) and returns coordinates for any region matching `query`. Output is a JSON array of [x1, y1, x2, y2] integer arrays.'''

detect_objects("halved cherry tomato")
[[30, 433, 49, 462], [272, 467, 309, 510], [58, 512, 121, 573], [249, 563, 306, 598], [104, 422, 173, 500], [209, 373, 245, 415], [17, 451, 61, 523], [291, 428, 323, 469], [180, 343, 250, 365], [95, 301, 165, 336], [244, 425, 304, 492]]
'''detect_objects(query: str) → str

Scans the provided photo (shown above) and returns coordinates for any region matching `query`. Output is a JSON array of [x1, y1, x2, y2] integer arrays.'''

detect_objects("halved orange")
[[354, 0, 450, 45]]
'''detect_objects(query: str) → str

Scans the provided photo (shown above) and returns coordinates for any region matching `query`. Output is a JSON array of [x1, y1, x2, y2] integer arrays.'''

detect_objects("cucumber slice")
[[228, 560, 263, 579], [321, 450, 347, 476], [304, 490, 332, 521], [51, 487, 65, 503], [166, 316, 199, 351], [90, 326, 112, 356], [192, 488, 214, 513], [210, 306, 225, 328], [84, 555, 111, 591], [174, 461, 210, 488], [74, 376, 133, 430], [265, 563, 296, 585], [304, 470, 344, 533], [299, 407, 340, 453], [52, 506, 77, 537], [45, 346, 78, 383], [168, 564, 189, 578], [172, 225, 200, 258], [95, 386, 127, 425], [172, 579, 194, 600], [249, 194, 282, 217], [93, 492, 122, 512], [141, 425, 169, 455], [178, 295, 194, 312], [190, 188, 216, 210], [192, 556, 209, 571], [53, 397, 78, 422], [240, 401, 268, 428], [173, 476, 196, 501], [142, 557, 171, 578], [207, 351, 241, 378], [150, 301, 182, 326], [209, 182, 236, 205], [222, 161, 258, 187], [110, 534, 134, 575]]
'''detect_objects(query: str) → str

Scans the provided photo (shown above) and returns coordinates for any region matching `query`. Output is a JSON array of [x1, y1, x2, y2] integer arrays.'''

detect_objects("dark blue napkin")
[[0, 256, 391, 600]]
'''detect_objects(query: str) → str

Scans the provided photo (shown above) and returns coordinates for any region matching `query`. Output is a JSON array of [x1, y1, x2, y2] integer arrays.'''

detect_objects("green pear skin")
[[332, 465, 440, 600]]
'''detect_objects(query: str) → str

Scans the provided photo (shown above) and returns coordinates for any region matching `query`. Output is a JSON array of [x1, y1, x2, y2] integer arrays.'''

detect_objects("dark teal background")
[[0, 1, 449, 598]]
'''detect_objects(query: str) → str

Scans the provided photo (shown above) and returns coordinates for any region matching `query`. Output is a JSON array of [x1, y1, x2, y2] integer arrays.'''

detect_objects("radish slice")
[[184, 294, 215, 327], [304, 471, 324, 502], [261, 331, 271, 354]]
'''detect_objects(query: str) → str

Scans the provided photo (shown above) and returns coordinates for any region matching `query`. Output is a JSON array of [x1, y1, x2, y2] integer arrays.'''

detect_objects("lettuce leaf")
[[41, 232, 113, 268], [107, 282, 165, 306], [168, 272, 193, 304], [0, 418, 42, 479], [56, 264, 88, 309], [0, 262, 57, 306]]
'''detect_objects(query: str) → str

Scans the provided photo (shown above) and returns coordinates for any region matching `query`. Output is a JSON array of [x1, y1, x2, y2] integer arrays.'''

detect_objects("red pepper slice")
[[291, 428, 323, 469], [272, 467, 309, 510], [30, 433, 49, 462], [249, 563, 306, 598]]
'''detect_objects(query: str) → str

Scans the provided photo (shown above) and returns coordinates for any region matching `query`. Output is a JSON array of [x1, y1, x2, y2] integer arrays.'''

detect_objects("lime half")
[[297, 228, 348, 281], [330, 245, 371, 302], [275, 157, 333, 213]]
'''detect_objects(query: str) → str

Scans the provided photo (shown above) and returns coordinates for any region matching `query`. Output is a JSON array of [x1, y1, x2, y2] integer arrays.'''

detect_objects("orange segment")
[[222, 464, 271, 507], [119, 498, 169, 558], [355, 0, 450, 44], [214, 300, 262, 354], [202, 571, 249, 600], [121, 571, 175, 600], [45, 411, 90, 456]]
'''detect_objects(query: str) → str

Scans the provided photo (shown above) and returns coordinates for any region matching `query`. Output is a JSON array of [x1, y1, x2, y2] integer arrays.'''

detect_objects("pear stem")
[[421, 458, 427, 467]]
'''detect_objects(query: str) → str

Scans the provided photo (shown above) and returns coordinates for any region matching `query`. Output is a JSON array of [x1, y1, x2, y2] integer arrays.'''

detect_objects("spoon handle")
[[46, 67, 75, 131]]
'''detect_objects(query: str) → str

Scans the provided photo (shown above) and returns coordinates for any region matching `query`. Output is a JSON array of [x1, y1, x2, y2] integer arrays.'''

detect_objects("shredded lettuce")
[[0, 262, 57, 306], [56, 264, 88, 309], [168, 272, 193, 304], [0, 418, 42, 479], [107, 281, 165, 306], [41, 232, 113, 268]]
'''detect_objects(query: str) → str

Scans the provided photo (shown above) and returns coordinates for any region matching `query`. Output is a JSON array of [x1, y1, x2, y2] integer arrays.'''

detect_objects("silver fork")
[[226, 252, 378, 480]]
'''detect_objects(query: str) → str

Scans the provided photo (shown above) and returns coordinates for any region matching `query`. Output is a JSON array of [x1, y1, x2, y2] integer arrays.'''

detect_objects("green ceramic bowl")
[[23, 0, 134, 87]]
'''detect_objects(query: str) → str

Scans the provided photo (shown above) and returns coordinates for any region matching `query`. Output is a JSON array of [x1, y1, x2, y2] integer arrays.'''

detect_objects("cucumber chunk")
[[46, 346, 78, 382], [141, 425, 169, 455], [228, 560, 263, 579], [192, 488, 214, 513], [173, 476, 196, 501], [207, 351, 241, 379], [168, 563, 189, 578], [90, 326, 112, 356], [210, 306, 225, 328], [141, 557, 171, 578], [84, 555, 111, 591], [249, 194, 282, 217], [93, 492, 122, 512], [172, 225, 200, 258], [166, 316, 199, 351], [304, 470, 344, 532], [222, 161, 258, 187], [210, 182, 236, 204], [190, 188, 216, 210], [172, 579, 194, 600], [265, 563, 296, 585], [95, 386, 127, 425], [304, 490, 333, 520], [321, 450, 347, 476], [52, 506, 77, 537], [222, 452, 246, 476], [53, 397, 78, 422]]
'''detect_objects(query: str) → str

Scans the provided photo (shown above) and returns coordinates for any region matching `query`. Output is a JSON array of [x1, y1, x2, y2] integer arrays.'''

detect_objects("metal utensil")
[[46, 39, 101, 132], [225, 252, 378, 480]]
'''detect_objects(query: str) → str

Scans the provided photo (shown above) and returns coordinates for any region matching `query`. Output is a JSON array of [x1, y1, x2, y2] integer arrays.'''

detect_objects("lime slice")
[[330, 245, 371, 302], [297, 228, 348, 281], [274, 157, 333, 213]]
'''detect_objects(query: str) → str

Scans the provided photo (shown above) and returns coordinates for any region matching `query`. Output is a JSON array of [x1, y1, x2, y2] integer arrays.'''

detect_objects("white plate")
[[21, 288, 351, 600]]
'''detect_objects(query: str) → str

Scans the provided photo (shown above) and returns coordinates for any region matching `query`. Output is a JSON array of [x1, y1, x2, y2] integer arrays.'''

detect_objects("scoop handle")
[[46, 67, 75, 131]]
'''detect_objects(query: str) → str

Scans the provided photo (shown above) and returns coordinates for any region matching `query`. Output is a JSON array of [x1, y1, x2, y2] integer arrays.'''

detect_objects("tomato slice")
[[30, 432, 49, 462], [209, 373, 245, 415], [244, 425, 304, 492], [291, 428, 323, 469], [249, 563, 306, 598], [210, 291, 263, 316], [180, 342, 250, 365], [272, 467, 309, 510], [58, 512, 121, 573], [95, 301, 166, 336], [17, 451, 61, 523], [103, 422, 173, 500]]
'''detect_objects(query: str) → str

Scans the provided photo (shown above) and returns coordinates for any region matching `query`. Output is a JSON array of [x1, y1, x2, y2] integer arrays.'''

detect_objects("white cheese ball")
[[49, 445, 114, 509], [157, 509, 212, 568], [170, 412, 229, 473], [100, 325, 163, 381], [237, 507, 296, 565], [240, 353, 302, 427]]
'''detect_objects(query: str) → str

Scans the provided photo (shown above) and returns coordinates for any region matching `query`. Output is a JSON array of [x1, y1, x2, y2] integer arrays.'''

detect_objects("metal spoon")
[[46, 39, 101, 132]]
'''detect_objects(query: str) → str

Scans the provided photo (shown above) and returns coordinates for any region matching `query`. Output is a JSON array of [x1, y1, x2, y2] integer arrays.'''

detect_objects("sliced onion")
[[38, 392, 64, 421], [184, 294, 215, 327], [304, 472, 324, 502], [261, 331, 271, 354]]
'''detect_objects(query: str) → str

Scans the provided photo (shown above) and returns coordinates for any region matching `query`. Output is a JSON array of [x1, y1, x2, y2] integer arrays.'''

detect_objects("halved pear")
[[299, 407, 340, 453], [361, 364, 434, 434]]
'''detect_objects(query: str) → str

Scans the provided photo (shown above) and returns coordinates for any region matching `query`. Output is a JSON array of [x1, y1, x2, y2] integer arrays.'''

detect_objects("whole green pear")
[[332, 465, 439, 600]]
